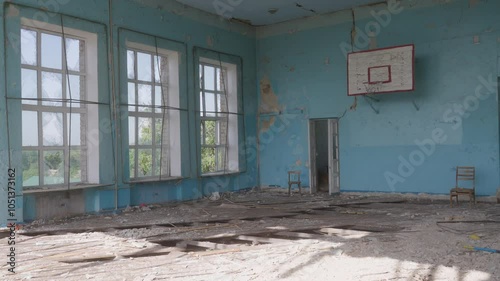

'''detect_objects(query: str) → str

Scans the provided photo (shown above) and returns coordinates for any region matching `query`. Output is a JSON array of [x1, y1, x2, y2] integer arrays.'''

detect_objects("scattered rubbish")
[[209, 192, 221, 201], [469, 234, 481, 241], [464, 246, 500, 254]]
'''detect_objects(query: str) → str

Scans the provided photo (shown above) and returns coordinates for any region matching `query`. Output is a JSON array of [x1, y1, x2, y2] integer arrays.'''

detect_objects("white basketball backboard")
[[347, 44, 415, 96]]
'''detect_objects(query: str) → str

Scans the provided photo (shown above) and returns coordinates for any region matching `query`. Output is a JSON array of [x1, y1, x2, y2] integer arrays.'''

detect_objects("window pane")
[[67, 113, 81, 146], [129, 117, 136, 145], [127, 50, 135, 79], [138, 149, 153, 177], [218, 117, 228, 145], [65, 38, 82, 71], [205, 92, 216, 116], [21, 29, 37, 66], [137, 52, 152, 82], [155, 118, 163, 146], [138, 117, 152, 145], [204, 120, 216, 145], [154, 150, 164, 176], [216, 68, 223, 91], [66, 75, 81, 107], [43, 150, 64, 185], [201, 147, 215, 174], [21, 69, 37, 105], [138, 84, 152, 112], [69, 149, 82, 183], [42, 112, 64, 146], [128, 82, 136, 112], [22, 151, 39, 187], [41, 33, 62, 69], [217, 148, 227, 171], [199, 92, 204, 116], [129, 148, 135, 179], [217, 94, 228, 115], [22, 111, 38, 146], [42, 72, 63, 106], [204, 66, 215, 91], [154, 56, 168, 83], [155, 86, 162, 113]]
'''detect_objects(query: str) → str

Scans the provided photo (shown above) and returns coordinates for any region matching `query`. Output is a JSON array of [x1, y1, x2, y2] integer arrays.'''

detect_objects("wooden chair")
[[288, 171, 302, 196], [450, 166, 475, 207]]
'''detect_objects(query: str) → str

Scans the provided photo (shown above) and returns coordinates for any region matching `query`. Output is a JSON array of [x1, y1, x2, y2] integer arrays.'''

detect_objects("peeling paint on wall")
[[260, 76, 282, 114], [6, 5, 19, 17], [260, 116, 276, 132], [468, 0, 480, 8]]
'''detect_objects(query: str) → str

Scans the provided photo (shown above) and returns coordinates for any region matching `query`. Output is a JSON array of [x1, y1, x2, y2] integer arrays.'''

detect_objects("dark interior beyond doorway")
[[315, 120, 329, 192]]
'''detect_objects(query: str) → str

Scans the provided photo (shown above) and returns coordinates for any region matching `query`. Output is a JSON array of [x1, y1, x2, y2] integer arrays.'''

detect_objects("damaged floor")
[[1, 189, 500, 281]]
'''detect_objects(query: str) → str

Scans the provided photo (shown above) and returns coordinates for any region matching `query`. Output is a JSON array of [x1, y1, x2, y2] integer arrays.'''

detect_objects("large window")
[[20, 23, 99, 189], [127, 43, 181, 181], [199, 59, 239, 175]]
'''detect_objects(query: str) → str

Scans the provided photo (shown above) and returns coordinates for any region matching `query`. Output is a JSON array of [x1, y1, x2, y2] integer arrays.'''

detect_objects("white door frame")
[[309, 119, 340, 195]]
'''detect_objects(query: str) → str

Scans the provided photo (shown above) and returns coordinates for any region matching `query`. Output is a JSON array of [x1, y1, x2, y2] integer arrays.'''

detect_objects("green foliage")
[[202, 121, 216, 174], [45, 151, 62, 170]]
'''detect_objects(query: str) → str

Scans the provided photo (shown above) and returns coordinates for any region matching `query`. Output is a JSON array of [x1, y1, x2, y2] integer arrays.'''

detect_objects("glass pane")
[[127, 50, 135, 79], [138, 117, 152, 145], [155, 150, 161, 176], [42, 112, 64, 146], [205, 92, 216, 116], [128, 82, 136, 112], [204, 66, 215, 91], [217, 148, 227, 171], [138, 84, 152, 112], [204, 120, 216, 145], [137, 52, 152, 82], [41, 33, 62, 69], [69, 149, 82, 183], [21, 29, 37, 65], [199, 92, 204, 116], [22, 151, 39, 187], [154, 56, 160, 83], [21, 69, 37, 105], [199, 64, 203, 89], [66, 75, 81, 107], [138, 149, 153, 177], [155, 86, 162, 113], [43, 150, 64, 185], [200, 122, 205, 145], [128, 117, 136, 145], [216, 68, 222, 91], [155, 118, 163, 146], [65, 38, 81, 71], [129, 148, 135, 179], [42, 72, 63, 106], [67, 113, 81, 146], [22, 111, 38, 146], [218, 117, 228, 145], [217, 94, 227, 115], [201, 147, 215, 174]]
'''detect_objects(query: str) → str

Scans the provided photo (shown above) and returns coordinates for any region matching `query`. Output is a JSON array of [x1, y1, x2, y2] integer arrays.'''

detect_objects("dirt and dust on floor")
[[1, 188, 499, 281]]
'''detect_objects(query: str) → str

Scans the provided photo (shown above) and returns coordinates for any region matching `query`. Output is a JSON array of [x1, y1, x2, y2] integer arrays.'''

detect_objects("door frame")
[[308, 118, 340, 195]]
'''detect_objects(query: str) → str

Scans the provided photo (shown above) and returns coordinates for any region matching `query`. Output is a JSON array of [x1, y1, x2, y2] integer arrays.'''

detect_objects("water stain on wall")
[[260, 76, 281, 114]]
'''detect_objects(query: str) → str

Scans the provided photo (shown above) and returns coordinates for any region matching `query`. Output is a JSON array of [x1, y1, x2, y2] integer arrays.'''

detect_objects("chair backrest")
[[456, 166, 475, 189], [288, 171, 301, 182]]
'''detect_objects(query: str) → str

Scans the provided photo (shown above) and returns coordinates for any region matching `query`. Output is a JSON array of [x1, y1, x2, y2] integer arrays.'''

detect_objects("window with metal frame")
[[199, 62, 234, 174], [127, 48, 171, 180], [20, 27, 89, 188]]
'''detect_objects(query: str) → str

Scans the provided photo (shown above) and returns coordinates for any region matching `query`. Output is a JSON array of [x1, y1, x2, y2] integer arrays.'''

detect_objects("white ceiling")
[[175, 0, 385, 26]]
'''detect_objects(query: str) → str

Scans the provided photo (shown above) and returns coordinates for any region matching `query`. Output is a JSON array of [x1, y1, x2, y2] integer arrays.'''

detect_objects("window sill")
[[201, 171, 241, 178], [23, 184, 112, 194], [129, 176, 184, 185]]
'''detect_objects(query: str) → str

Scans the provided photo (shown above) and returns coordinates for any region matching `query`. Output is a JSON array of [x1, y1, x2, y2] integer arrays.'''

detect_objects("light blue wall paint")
[[257, 0, 500, 196], [0, 0, 257, 224]]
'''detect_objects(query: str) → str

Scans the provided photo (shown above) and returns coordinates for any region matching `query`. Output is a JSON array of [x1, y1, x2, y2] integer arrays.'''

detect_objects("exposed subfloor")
[[1, 188, 499, 280]]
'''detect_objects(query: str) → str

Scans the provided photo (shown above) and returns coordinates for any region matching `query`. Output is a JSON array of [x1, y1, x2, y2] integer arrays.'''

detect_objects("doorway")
[[309, 119, 340, 195]]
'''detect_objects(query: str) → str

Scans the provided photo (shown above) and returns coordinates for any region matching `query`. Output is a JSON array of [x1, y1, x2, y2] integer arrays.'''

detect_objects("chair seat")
[[451, 188, 474, 194]]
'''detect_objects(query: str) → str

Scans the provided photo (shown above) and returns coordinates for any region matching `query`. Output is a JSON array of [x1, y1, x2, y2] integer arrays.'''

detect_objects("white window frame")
[[199, 57, 239, 175], [20, 18, 99, 189], [126, 41, 181, 181]]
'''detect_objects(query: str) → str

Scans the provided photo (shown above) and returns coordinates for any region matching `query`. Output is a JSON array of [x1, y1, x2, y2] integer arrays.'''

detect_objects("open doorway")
[[309, 119, 340, 195]]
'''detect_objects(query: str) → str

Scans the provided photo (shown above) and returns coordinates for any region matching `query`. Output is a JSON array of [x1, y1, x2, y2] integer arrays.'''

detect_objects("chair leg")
[[298, 183, 302, 194], [450, 195, 453, 207], [456, 195, 459, 205]]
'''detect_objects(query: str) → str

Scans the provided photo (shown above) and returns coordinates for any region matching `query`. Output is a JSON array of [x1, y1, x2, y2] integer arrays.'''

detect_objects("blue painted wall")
[[257, 0, 500, 196], [0, 0, 257, 224]]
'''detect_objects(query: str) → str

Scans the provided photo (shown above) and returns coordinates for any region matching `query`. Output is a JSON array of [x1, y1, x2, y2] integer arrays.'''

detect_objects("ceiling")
[[175, 0, 384, 26]]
